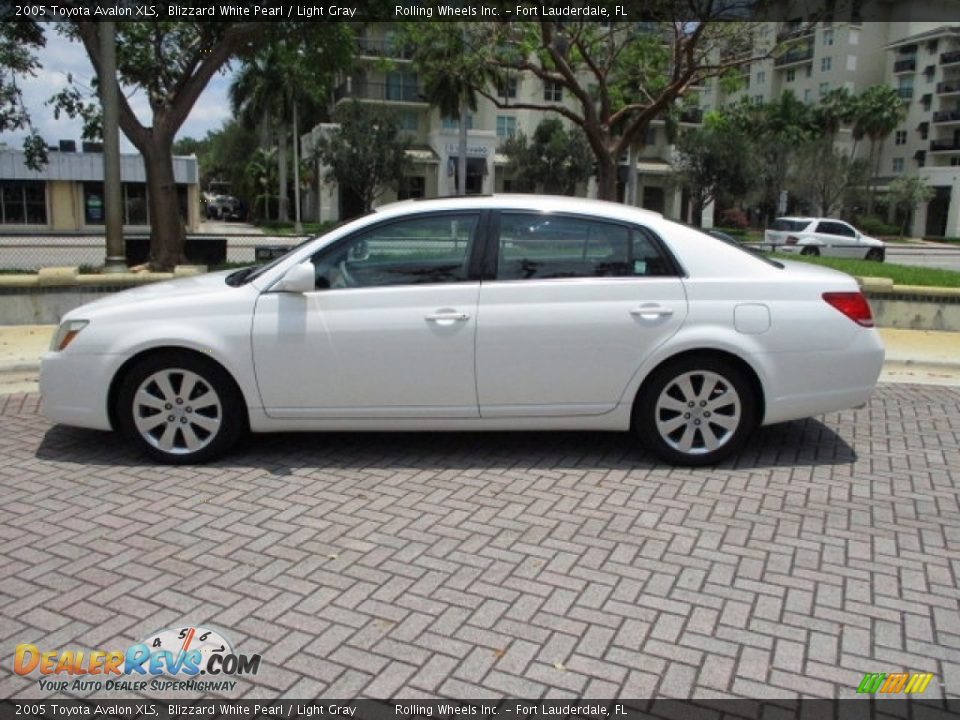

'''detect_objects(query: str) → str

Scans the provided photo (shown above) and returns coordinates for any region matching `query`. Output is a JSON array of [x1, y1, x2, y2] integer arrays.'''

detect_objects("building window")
[[805, 66, 813, 78], [786, 68, 796, 82], [821, 56, 832, 72], [645, 126, 657, 145], [497, 76, 517, 99], [0, 181, 46, 224], [496, 115, 517, 138], [892, 158, 904, 173], [819, 82, 830, 96], [441, 115, 473, 131], [895, 130, 907, 145], [83, 182, 182, 225], [398, 110, 419, 131], [544, 80, 563, 102], [823, 29, 834, 46], [385, 71, 419, 102], [397, 176, 425, 200], [756, 71, 765, 84], [753, 95, 763, 104], [804, 88, 812, 103], [124, 183, 148, 225]]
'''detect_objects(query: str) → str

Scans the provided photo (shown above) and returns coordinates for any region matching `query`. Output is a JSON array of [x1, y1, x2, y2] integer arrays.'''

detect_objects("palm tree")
[[230, 43, 333, 225], [850, 85, 906, 214], [814, 87, 855, 144], [410, 25, 497, 196]]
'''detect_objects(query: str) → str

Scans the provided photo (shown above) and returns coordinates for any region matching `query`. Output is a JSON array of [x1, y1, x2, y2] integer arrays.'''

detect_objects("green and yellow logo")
[[857, 672, 933, 695]]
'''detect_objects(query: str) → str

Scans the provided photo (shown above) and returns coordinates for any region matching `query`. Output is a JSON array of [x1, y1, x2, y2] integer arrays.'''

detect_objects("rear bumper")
[[761, 329, 885, 425]]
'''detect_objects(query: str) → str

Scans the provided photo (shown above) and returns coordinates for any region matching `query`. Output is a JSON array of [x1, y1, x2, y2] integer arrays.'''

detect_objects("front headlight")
[[50, 320, 89, 352]]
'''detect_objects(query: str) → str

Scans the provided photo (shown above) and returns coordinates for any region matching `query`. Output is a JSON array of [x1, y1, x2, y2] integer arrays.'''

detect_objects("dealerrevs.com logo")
[[14, 626, 260, 693]]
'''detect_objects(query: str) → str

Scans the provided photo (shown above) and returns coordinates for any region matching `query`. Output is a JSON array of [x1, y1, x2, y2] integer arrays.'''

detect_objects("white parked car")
[[765, 217, 886, 261], [40, 196, 885, 466]]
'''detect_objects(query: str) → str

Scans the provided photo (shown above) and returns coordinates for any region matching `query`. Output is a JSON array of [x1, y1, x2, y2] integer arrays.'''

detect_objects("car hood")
[[63, 270, 238, 320]]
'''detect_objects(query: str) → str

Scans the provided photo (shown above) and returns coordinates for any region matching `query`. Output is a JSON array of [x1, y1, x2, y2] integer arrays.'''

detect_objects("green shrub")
[[854, 216, 900, 237]]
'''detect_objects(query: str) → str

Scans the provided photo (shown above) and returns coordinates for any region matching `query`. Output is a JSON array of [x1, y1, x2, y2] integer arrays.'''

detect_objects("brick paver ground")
[[0, 385, 958, 701]]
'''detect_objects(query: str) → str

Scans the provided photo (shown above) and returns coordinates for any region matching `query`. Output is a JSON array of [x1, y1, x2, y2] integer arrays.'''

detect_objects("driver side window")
[[311, 213, 479, 289]]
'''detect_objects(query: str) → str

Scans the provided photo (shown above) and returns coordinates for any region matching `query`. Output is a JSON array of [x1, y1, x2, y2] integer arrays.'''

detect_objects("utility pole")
[[292, 99, 302, 234], [99, 22, 126, 272]]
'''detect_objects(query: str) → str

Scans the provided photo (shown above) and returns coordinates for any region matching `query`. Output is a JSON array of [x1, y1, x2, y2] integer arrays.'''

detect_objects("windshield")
[[225, 237, 316, 287], [695, 227, 783, 269]]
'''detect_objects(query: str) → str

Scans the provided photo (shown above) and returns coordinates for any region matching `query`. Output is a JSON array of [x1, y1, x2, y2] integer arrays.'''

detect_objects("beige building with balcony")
[[302, 26, 699, 224]]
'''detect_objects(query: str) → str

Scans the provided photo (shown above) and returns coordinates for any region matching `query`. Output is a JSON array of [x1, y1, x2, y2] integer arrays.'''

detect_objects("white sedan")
[[765, 217, 886, 261], [40, 196, 885, 466]]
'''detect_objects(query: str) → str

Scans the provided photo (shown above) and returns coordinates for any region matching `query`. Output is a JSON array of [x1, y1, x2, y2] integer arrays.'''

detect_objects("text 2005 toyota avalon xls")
[[41, 196, 884, 466]]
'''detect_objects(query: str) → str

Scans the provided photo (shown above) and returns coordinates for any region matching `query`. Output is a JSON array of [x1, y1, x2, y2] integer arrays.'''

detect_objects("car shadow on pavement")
[[35, 416, 856, 471]]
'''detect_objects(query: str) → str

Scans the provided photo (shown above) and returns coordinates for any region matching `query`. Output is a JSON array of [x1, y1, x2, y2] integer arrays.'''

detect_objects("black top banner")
[[5, 0, 960, 23]]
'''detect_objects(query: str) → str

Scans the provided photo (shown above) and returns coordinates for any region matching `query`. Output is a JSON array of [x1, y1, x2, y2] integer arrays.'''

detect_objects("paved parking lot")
[[0, 384, 958, 701]]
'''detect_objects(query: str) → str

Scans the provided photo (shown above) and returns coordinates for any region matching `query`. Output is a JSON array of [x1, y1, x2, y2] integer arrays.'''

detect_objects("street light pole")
[[293, 99, 302, 234], [99, 21, 126, 273]]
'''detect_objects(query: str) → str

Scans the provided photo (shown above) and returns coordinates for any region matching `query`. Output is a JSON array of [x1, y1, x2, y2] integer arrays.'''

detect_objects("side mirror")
[[272, 262, 315, 293]]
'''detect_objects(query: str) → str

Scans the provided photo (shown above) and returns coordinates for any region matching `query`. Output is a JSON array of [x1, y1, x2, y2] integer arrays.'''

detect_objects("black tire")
[[635, 356, 757, 466], [116, 351, 246, 464], [800, 246, 820, 256], [865, 248, 884, 262]]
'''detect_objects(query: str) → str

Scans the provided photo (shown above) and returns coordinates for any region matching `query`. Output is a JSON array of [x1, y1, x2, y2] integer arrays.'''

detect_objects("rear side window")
[[496, 213, 674, 280], [771, 219, 811, 232]]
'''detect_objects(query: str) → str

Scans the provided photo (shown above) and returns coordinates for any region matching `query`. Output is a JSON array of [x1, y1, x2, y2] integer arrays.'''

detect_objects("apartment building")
[[301, 25, 696, 224]]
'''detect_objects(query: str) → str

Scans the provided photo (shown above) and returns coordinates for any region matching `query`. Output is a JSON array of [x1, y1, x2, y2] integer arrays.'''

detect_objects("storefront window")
[[0, 181, 47, 224]]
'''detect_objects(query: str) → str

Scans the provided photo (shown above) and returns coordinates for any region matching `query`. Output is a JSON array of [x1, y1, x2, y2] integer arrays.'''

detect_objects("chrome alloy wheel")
[[654, 370, 742, 455], [132, 368, 223, 455]]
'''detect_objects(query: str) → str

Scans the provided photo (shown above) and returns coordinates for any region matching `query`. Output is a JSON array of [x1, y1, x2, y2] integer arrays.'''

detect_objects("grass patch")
[[772, 253, 960, 288]]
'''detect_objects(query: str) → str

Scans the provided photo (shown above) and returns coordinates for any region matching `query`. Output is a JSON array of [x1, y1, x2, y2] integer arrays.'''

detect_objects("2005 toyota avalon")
[[40, 196, 885, 466]]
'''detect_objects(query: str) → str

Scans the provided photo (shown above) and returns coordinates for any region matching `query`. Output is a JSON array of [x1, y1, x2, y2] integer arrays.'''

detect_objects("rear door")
[[814, 220, 858, 257], [475, 212, 688, 418]]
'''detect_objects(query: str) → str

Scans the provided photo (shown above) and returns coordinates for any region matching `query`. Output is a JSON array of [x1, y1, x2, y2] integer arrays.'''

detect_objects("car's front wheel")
[[865, 248, 884, 262], [116, 352, 246, 464], [635, 357, 757, 466]]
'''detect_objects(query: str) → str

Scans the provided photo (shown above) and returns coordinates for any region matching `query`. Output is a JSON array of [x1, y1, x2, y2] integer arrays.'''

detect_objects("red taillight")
[[785, 236, 799, 245], [823, 292, 874, 327]]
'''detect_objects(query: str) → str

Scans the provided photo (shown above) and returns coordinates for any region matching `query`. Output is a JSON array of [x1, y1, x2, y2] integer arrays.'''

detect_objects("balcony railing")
[[932, 109, 960, 122], [356, 36, 414, 60], [776, 25, 814, 43], [774, 45, 814, 66], [930, 139, 960, 151], [940, 49, 960, 65], [937, 81, 960, 94], [334, 81, 424, 104], [893, 58, 917, 73], [897, 86, 914, 99]]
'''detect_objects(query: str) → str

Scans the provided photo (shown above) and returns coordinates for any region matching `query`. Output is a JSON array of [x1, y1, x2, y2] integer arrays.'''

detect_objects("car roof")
[[376, 194, 663, 223]]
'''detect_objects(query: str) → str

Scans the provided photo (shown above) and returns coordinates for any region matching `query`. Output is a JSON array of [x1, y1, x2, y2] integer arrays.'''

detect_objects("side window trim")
[[488, 210, 682, 282]]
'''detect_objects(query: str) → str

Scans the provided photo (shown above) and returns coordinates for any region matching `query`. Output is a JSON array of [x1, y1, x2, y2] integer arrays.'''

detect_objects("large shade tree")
[[54, 23, 352, 269], [0, 21, 47, 166], [407, 16, 775, 202], [503, 117, 594, 195]]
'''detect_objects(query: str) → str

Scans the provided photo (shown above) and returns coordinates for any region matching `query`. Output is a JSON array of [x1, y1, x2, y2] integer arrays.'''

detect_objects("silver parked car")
[[765, 217, 886, 261]]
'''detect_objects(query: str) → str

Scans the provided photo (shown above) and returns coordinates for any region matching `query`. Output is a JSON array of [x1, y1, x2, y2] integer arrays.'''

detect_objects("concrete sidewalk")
[[1, 324, 958, 395]]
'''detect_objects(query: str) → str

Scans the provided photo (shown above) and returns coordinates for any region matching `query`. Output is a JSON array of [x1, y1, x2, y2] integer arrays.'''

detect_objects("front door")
[[475, 212, 688, 417], [252, 212, 483, 418]]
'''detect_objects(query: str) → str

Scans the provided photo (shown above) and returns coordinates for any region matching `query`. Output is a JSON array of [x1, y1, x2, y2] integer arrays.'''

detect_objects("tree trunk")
[[866, 139, 878, 216], [457, 97, 468, 196], [595, 155, 618, 202], [277, 124, 289, 222], [143, 141, 186, 271], [625, 142, 639, 206]]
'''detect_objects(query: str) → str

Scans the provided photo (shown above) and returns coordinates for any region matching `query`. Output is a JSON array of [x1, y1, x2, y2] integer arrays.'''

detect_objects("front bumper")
[[39, 351, 116, 431]]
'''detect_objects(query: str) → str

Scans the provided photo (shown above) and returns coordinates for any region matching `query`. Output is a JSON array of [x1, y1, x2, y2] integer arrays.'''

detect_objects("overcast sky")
[[3, 28, 234, 154]]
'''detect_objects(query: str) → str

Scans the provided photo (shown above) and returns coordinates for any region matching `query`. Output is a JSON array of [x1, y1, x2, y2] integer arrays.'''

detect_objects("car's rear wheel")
[[800, 246, 820, 256], [865, 248, 884, 262], [116, 352, 245, 464], [635, 357, 757, 466]]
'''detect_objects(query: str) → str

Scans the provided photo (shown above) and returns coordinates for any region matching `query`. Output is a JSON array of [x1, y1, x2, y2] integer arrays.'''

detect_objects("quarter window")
[[311, 213, 479, 289], [496, 213, 673, 281]]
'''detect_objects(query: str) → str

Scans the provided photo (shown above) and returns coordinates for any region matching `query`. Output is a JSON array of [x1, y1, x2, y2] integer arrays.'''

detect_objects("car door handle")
[[425, 312, 471, 322], [630, 304, 674, 318]]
